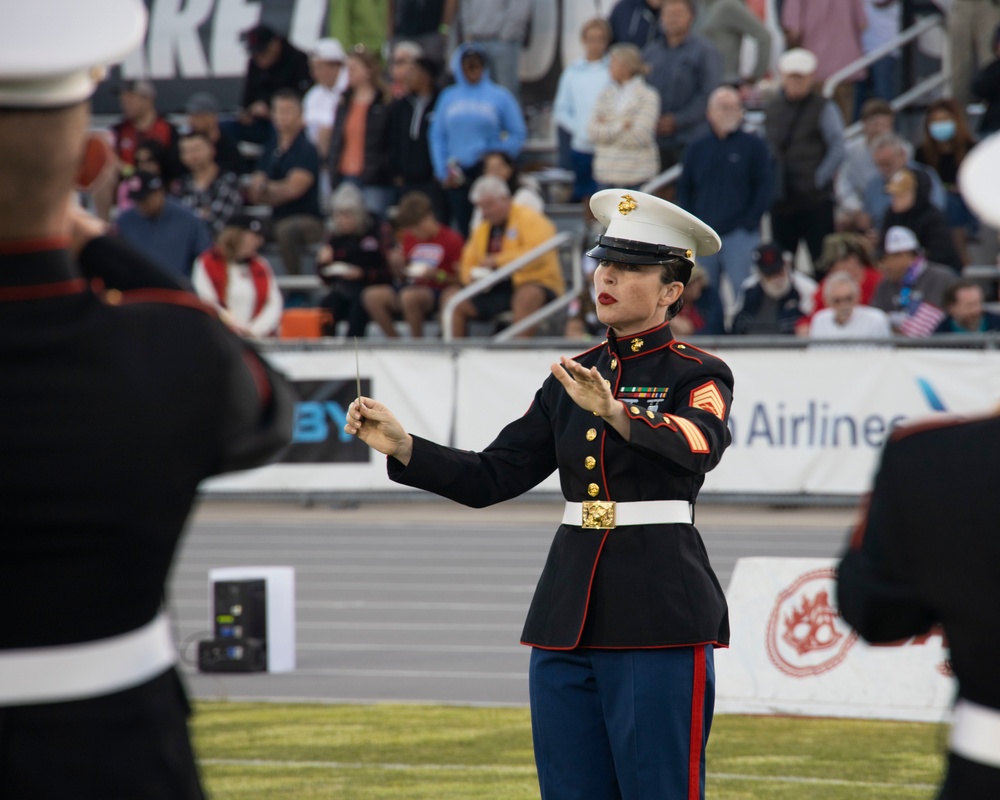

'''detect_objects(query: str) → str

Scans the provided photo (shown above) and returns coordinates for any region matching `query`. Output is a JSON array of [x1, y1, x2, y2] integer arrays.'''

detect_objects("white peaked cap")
[[588, 189, 721, 265], [959, 133, 1000, 228], [0, 0, 147, 108]]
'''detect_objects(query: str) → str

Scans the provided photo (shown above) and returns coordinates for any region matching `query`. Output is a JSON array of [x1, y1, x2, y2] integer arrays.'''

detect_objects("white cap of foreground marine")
[[0, 0, 147, 108], [586, 189, 721, 274], [959, 133, 1000, 228]]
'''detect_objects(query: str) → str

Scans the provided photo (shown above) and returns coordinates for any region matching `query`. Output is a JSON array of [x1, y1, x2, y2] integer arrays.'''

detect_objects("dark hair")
[[660, 259, 692, 319], [942, 279, 982, 309], [483, 150, 522, 196], [271, 87, 302, 105], [394, 191, 434, 228], [859, 98, 893, 121], [180, 130, 214, 148], [134, 138, 181, 184]]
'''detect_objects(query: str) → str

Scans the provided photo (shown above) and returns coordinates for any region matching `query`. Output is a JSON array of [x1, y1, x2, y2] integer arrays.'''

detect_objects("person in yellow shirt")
[[444, 175, 566, 337]]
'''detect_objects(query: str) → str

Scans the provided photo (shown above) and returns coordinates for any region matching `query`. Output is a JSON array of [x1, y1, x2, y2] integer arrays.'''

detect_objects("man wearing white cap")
[[346, 189, 734, 799], [838, 127, 1000, 800], [0, 2, 293, 796], [869, 224, 958, 337], [764, 47, 845, 273]]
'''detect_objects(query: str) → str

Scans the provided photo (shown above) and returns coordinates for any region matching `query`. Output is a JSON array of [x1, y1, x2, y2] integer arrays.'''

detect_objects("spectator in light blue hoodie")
[[553, 18, 612, 201], [428, 43, 526, 236]]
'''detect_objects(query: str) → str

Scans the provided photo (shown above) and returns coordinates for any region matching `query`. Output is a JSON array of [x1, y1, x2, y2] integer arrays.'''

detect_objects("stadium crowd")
[[84, 0, 1000, 341]]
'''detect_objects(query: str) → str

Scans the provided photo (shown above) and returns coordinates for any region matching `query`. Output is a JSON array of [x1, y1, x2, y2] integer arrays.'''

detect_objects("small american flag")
[[899, 302, 946, 337]]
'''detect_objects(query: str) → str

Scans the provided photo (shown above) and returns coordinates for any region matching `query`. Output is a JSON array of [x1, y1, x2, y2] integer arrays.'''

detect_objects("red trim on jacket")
[[0, 278, 86, 301], [107, 287, 217, 316], [0, 236, 71, 255], [688, 645, 707, 799], [200, 247, 272, 319]]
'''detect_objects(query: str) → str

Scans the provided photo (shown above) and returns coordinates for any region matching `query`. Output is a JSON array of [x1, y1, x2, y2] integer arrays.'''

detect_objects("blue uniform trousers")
[[529, 645, 715, 800]]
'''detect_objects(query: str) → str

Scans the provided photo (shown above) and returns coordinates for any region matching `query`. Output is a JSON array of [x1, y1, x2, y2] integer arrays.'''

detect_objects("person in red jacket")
[[191, 215, 284, 337]]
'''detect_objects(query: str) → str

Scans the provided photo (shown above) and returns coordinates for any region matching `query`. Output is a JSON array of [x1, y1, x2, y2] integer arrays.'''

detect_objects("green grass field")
[[192, 703, 947, 799]]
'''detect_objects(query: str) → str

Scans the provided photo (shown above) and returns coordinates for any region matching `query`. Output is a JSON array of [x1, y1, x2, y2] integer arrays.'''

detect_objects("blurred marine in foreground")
[[0, 2, 293, 798], [837, 132, 1000, 799]]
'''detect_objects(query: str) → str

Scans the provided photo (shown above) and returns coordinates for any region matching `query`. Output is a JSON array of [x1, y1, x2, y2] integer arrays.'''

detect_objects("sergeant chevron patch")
[[689, 381, 726, 420], [664, 413, 709, 453]]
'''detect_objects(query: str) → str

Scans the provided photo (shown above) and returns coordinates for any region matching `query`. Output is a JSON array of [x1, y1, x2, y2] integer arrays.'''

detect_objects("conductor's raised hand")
[[551, 356, 631, 440], [344, 397, 414, 465]]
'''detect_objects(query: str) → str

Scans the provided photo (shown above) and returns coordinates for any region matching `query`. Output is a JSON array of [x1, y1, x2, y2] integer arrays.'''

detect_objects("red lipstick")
[[598, 293, 617, 305]]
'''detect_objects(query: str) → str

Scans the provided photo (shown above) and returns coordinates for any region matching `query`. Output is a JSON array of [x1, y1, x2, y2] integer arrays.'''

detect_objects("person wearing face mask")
[[729, 241, 818, 335], [915, 99, 979, 267], [678, 85, 773, 304]]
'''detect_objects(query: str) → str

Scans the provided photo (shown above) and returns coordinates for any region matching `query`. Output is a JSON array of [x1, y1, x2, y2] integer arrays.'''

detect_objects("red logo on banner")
[[765, 568, 858, 677]]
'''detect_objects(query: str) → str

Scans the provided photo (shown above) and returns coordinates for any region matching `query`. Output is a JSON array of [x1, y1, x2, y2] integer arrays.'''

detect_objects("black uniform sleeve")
[[214, 337, 296, 474], [837, 438, 936, 642], [388, 388, 558, 507]]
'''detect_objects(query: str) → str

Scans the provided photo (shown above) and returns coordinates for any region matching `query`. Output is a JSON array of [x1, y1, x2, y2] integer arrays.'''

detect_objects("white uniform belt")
[[0, 611, 177, 706], [562, 500, 692, 529], [950, 699, 1000, 769]]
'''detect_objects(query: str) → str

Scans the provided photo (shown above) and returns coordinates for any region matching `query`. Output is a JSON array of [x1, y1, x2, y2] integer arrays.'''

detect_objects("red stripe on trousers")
[[688, 645, 707, 800]]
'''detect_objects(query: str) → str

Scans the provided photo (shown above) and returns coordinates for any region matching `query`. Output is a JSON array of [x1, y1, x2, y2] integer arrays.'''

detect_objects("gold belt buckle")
[[582, 500, 616, 529]]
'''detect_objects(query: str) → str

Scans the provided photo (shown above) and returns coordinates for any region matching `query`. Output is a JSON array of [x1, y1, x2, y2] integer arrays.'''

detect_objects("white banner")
[[204, 346, 1000, 497], [715, 558, 955, 722]]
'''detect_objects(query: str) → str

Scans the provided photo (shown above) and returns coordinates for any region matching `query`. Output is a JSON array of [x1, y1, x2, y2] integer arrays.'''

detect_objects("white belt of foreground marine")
[[0, 611, 176, 706], [950, 699, 1000, 769], [562, 500, 692, 528]]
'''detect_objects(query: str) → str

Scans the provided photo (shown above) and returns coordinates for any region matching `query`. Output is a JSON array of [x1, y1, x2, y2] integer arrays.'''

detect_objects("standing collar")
[[606, 320, 675, 358], [0, 240, 85, 300]]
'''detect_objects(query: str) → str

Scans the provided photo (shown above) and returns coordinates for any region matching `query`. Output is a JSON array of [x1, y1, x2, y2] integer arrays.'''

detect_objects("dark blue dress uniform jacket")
[[838, 414, 1000, 799], [390, 320, 733, 650], [0, 236, 293, 799]]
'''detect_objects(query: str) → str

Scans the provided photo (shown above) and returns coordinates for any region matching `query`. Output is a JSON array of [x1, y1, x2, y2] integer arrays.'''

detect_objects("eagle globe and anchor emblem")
[[765, 568, 858, 677]]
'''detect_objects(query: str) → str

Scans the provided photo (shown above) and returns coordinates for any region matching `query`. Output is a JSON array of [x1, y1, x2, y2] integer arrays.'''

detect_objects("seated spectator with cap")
[[870, 225, 959, 337], [730, 241, 817, 335], [246, 88, 325, 276], [184, 91, 245, 175], [880, 168, 963, 273], [303, 37, 348, 161], [177, 132, 243, 235], [363, 191, 464, 338], [934, 280, 1000, 335], [228, 24, 312, 149], [113, 170, 212, 279], [191, 214, 284, 338], [808, 272, 891, 340], [443, 175, 565, 338]]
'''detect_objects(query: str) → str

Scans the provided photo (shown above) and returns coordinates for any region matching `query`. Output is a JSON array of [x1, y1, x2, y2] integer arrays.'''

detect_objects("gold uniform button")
[[610, 358, 618, 370], [586, 428, 597, 441], [647, 410, 655, 419], [587, 483, 600, 497], [676, 344, 686, 349], [630, 406, 641, 415], [585, 456, 596, 470], [603, 379, 611, 388], [104, 289, 123, 305]]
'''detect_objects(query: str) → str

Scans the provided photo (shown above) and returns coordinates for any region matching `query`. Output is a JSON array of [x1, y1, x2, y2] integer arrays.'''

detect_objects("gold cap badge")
[[618, 194, 638, 215]]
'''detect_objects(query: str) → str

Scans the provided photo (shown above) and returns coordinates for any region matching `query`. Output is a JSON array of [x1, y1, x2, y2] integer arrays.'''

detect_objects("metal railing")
[[441, 231, 582, 342], [824, 14, 947, 139]]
